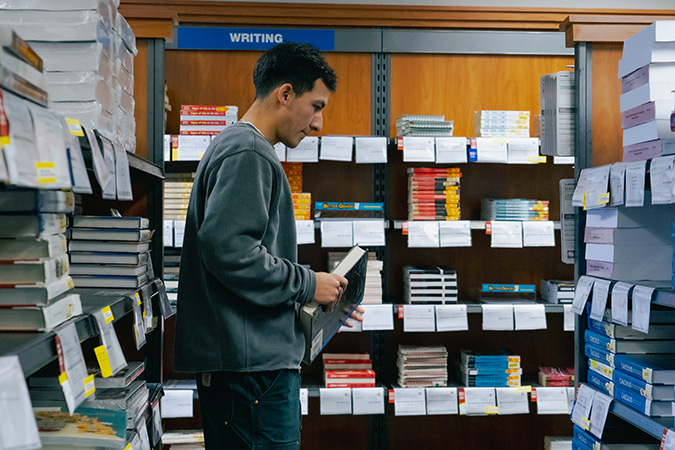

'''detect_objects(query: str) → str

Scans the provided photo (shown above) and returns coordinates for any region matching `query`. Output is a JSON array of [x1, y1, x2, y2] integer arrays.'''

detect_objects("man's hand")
[[313, 272, 348, 311], [342, 305, 365, 327]]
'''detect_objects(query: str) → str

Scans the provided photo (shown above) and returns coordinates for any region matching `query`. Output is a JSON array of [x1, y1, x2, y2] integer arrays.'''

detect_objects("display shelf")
[[77, 135, 164, 180], [609, 401, 673, 440], [0, 283, 154, 378], [392, 220, 561, 230]]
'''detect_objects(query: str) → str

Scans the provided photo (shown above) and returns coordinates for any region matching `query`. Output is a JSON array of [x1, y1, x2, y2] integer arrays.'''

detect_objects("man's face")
[[279, 79, 331, 148]]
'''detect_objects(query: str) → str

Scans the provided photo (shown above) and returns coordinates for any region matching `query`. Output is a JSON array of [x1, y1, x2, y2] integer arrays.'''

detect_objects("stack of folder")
[[179, 104, 238, 135], [403, 266, 458, 304], [1, 0, 139, 152], [397, 345, 448, 388], [481, 198, 549, 221], [68, 215, 153, 289], [395, 114, 454, 137], [457, 350, 521, 387], [407, 167, 461, 221], [474, 110, 530, 137], [584, 206, 673, 282], [0, 188, 80, 331], [617, 20, 675, 162]]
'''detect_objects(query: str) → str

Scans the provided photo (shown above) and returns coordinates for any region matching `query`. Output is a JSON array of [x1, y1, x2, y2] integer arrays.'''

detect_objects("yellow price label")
[[580, 416, 591, 430], [171, 148, 179, 161], [65, 117, 84, 136], [485, 406, 499, 414], [591, 360, 598, 368], [58, 372, 68, 385], [514, 385, 531, 393], [528, 156, 547, 163], [35, 161, 56, 184], [101, 306, 114, 323], [94, 345, 113, 378], [83, 374, 95, 397], [125, 445, 132, 450], [135, 292, 142, 306], [642, 368, 651, 383], [598, 192, 610, 204], [582, 192, 587, 210]]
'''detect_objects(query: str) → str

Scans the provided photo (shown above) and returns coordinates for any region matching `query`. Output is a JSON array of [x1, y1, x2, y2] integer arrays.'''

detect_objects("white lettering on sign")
[[229, 33, 284, 44]]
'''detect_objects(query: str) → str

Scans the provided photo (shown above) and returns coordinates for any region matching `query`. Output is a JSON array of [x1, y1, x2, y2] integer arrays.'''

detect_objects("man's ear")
[[277, 83, 294, 106]]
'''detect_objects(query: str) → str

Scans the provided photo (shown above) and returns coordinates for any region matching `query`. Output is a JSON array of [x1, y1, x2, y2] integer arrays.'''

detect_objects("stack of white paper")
[[618, 21, 675, 162], [0, 0, 139, 153], [539, 71, 575, 157]]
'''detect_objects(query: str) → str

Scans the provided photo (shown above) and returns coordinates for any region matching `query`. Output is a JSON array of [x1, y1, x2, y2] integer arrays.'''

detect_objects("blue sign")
[[177, 27, 335, 51]]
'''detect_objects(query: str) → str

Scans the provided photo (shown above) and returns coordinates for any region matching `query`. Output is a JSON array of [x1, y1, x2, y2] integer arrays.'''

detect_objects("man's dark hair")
[[253, 42, 337, 100]]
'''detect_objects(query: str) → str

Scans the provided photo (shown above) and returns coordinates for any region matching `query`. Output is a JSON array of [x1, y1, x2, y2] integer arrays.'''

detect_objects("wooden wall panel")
[[164, 51, 370, 136], [390, 53, 574, 137], [591, 43, 624, 167]]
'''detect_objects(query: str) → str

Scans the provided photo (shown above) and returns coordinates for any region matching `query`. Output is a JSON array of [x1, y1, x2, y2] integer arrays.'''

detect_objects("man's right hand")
[[313, 272, 348, 309]]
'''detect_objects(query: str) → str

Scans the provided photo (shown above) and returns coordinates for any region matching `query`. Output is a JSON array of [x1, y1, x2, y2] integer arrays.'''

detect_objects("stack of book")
[[68, 215, 152, 289], [329, 251, 383, 304], [407, 167, 461, 221], [3, 0, 138, 152], [457, 350, 522, 387], [323, 352, 375, 388], [292, 192, 311, 221], [585, 313, 675, 417], [395, 114, 454, 137], [162, 430, 205, 449], [474, 110, 530, 137], [0, 27, 48, 106], [584, 206, 673, 281], [539, 71, 576, 157], [164, 173, 193, 249], [34, 407, 128, 449], [282, 162, 303, 193], [179, 105, 238, 135], [397, 345, 448, 388], [540, 279, 575, 304], [617, 21, 675, 162], [0, 188, 81, 331], [481, 198, 549, 221], [538, 367, 574, 387], [403, 266, 458, 304]]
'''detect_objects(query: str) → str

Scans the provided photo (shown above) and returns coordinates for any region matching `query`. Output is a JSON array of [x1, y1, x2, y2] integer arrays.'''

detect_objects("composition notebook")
[[300, 245, 368, 365]]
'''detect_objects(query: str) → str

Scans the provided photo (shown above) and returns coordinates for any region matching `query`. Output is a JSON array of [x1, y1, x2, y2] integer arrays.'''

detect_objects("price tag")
[[580, 416, 591, 430], [94, 345, 113, 378], [101, 306, 114, 323], [35, 161, 56, 184], [528, 155, 547, 163], [485, 406, 499, 414], [65, 117, 84, 136], [83, 374, 95, 397]]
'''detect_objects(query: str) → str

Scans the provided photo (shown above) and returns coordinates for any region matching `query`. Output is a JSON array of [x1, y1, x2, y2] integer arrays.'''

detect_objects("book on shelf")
[[299, 245, 368, 364], [30, 361, 145, 390], [323, 353, 372, 370], [584, 342, 615, 367], [0, 189, 74, 214], [69, 263, 147, 277], [584, 329, 675, 354], [540, 280, 575, 304], [614, 385, 673, 417], [71, 215, 150, 230], [621, 99, 673, 129], [587, 367, 613, 396], [623, 119, 675, 146], [0, 291, 81, 331], [618, 20, 675, 78], [68, 240, 151, 253], [613, 353, 675, 384], [71, 273, 150, 289], [79, 380, 149, 428], [0, 253, 69, 284], [588, 358, 613, 381], [583, 226, 672, 246], [460, 350, 520, 368], [621, 63, 675, 93], [619, 82, 675, 112], [585, 259, 672, 282], [588, 317, 675, 340], [34, 407, 127, 448], [623, 138, 675, 162], [0, 212, 66, 238], [324, 369, 376, 388], [69, 251, 150, 266], [585, 242, 672, 263], [0, 275, 73, 306], [0, 234, 67, 260], [69, 228, 152, 242], [613, 370, 674, 401]]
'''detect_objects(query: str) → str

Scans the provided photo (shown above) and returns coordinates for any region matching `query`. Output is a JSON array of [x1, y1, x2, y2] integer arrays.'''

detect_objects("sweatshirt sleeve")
[[196, 148, 316, 308]]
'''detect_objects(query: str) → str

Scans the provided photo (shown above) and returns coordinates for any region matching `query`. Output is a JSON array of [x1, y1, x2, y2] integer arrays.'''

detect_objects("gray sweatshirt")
[[174, 122, 316, 372]]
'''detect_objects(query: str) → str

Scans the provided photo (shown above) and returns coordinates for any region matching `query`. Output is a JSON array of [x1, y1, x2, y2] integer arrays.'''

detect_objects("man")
[[175, 42, 361, 449]]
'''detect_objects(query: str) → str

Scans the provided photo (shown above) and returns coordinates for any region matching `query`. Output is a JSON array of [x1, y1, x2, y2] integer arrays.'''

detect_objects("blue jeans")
[[196, 370, 302, 450]]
